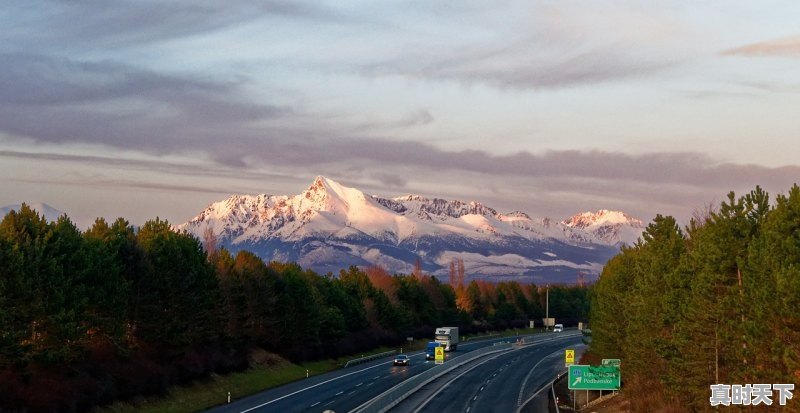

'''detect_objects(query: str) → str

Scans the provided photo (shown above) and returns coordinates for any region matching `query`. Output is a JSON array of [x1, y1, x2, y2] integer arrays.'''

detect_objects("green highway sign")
[[568, 365, 620, 390], [601, 358, 621, 367]]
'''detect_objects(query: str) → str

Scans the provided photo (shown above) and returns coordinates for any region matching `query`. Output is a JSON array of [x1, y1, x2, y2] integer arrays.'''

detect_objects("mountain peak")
[[179, 178, 636, 282], [562, 209, 644, 246], [563, 210, 643, 227], [1, 202, 66, 222]]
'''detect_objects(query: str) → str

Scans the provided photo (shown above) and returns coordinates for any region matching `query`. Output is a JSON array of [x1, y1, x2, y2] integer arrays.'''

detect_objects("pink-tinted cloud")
[[724, 35, 800, 57]]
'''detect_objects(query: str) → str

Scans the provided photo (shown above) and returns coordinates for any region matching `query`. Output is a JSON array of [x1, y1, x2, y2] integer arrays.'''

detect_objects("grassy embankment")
[[95, 328, 543, 413]]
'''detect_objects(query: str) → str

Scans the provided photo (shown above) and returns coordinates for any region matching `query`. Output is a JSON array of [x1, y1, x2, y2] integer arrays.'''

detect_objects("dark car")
[[393, 354, 410, 366]]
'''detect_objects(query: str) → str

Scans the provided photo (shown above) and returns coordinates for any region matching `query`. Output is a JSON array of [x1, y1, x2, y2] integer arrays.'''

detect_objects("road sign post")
[[435, 346, 444, 365], [568, 365, 620, 391]]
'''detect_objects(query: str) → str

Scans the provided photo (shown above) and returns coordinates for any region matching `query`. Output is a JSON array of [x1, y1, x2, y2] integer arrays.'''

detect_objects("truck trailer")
[[434, 327, 459, 351]]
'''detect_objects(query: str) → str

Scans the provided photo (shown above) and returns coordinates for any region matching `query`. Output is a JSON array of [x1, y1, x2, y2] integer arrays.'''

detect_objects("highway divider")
[[344, 350, 399, 368], [351, 343, 513, 413], [463, 333, 500, 341]]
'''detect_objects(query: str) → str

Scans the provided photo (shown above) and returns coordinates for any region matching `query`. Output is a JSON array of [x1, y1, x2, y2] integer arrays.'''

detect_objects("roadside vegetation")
[[590, 184, 800, 412], [0, 205, 590, 413]]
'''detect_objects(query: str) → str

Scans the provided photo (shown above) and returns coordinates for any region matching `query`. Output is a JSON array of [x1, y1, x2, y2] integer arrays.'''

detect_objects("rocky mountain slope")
[[178, 177, 644, 283]]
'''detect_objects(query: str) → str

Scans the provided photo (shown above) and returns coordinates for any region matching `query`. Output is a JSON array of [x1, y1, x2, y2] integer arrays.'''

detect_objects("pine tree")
[[745, 185, 800, 385], [135, 218, 219, 348], [590, 250, 637, 358], [622, 215, 685, 402]]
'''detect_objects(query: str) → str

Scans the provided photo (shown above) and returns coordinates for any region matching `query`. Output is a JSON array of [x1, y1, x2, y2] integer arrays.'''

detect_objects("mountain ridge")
[[178, 176, 644, 283]]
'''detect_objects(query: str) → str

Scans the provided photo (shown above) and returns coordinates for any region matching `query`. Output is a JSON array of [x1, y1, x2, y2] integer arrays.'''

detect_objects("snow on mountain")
[[179, 177, 633, 283], [561, 209, 645, 246], [1, 202, 66, 222]]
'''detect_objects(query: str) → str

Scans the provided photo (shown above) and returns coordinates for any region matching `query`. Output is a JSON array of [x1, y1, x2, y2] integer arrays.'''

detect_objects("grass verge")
[[93, 330, 530, 413], [92, 345, 406, 413]]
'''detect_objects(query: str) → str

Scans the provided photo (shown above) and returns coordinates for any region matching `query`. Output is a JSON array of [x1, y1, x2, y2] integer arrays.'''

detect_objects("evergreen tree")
[[82, 218, 130, 345], [272, 263, 323, 351], [135, 219, 219, 348], [623, 215, 685, 389], [745, 185, 800, 385], [590, 250, 637, 358]]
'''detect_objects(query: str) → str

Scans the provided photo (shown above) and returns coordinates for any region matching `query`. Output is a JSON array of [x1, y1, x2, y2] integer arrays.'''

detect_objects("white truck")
[[434, 327, 459, 351]]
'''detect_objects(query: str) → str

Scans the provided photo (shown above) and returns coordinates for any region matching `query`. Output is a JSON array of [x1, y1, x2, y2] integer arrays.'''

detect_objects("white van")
[[553, 324, 563, 332]]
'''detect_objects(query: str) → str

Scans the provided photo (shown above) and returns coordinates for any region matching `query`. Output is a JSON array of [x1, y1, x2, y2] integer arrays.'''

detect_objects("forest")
[[590, 185, 800, 412], [0, 204, 590, 412]]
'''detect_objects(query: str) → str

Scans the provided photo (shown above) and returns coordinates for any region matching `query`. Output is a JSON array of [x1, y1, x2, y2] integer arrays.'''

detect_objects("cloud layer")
[[1, 1, 799, 227], [724, 35, 800, 58]]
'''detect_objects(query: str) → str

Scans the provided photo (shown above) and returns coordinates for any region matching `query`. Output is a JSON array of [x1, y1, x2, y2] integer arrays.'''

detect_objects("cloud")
[[3, 1, 348, 50], [0, 150, 292, 183], [371, 173, 407, 188], [724, 35, 800, 58], [395, 109, 434, 127], [366, 45, 679, 90], [354, 109, 435, 131], [360, 2, 692, 90], [0, 53, 290, 155], [3, 143, 797, 227]]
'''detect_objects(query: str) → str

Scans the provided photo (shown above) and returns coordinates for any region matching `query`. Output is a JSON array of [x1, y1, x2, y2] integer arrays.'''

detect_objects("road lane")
[[206, 334, 566, 413], [401, 335, 583, 413]]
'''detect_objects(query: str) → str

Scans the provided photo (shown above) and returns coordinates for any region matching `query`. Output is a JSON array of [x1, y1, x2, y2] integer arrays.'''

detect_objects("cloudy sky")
[[1, 0, 799, 228]]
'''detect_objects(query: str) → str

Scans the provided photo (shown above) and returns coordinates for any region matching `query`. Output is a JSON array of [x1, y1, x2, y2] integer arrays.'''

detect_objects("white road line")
[[310, 402, 320, 407], [356, 382, 363, 387], [366, 382, 374, 387], [238, 357, 397, 412], [516, 345, 576, 407], [473, 395, 478, 401], [239, 333, 582, 413], [466, 407, 471, 412], [335, 391, 344, 396], [480, 386, 484, 391], [349, 391, 356, 396]]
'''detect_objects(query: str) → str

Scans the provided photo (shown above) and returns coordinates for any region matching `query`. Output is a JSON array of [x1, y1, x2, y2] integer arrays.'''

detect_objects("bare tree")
[[202, 226, 218, 256], [413, 258, 423, 278]]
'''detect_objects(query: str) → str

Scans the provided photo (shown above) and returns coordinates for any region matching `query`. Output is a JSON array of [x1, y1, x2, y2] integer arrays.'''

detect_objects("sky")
[[1, 0, 799, 229]]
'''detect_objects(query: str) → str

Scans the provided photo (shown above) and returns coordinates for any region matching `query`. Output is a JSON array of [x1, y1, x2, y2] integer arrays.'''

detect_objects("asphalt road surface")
[[390, 335, 584, 413], [206, 332, 582, 413]]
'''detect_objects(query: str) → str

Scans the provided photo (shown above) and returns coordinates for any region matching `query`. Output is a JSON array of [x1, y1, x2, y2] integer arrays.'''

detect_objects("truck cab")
[[425, 342, 442, 360]]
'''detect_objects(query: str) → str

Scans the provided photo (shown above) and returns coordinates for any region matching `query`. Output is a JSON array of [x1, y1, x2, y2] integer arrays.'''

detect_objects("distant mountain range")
[[1, 202, 65, 222], [179, 177, 645, 284]]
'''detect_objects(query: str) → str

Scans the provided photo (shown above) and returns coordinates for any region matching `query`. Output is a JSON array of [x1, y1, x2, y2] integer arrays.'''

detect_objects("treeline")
[[590, 185, 800, 412], [0, 204, 590, 412]]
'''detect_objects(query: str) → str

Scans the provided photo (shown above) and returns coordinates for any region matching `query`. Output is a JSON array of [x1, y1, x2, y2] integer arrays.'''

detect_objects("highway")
[[206, 332, 582, 413], [392, 336, 583, 413]]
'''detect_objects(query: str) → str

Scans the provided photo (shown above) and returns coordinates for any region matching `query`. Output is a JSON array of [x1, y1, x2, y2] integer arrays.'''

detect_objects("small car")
[[553, 324, 563, 332], [393, 354, 410, 366]]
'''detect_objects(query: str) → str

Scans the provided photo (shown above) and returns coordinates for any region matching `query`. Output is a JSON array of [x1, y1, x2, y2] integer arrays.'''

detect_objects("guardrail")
[[351, 343, 513, 413], [517, 369, 565, 413], [463, 333, 500, 342], [344, 350, 399, 368]]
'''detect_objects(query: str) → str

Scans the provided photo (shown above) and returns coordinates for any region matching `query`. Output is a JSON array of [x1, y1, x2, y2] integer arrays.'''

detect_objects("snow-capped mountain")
[[1, 202, 66, 222], [179, 177, 641, 283], [562, 210, 645, 246]]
